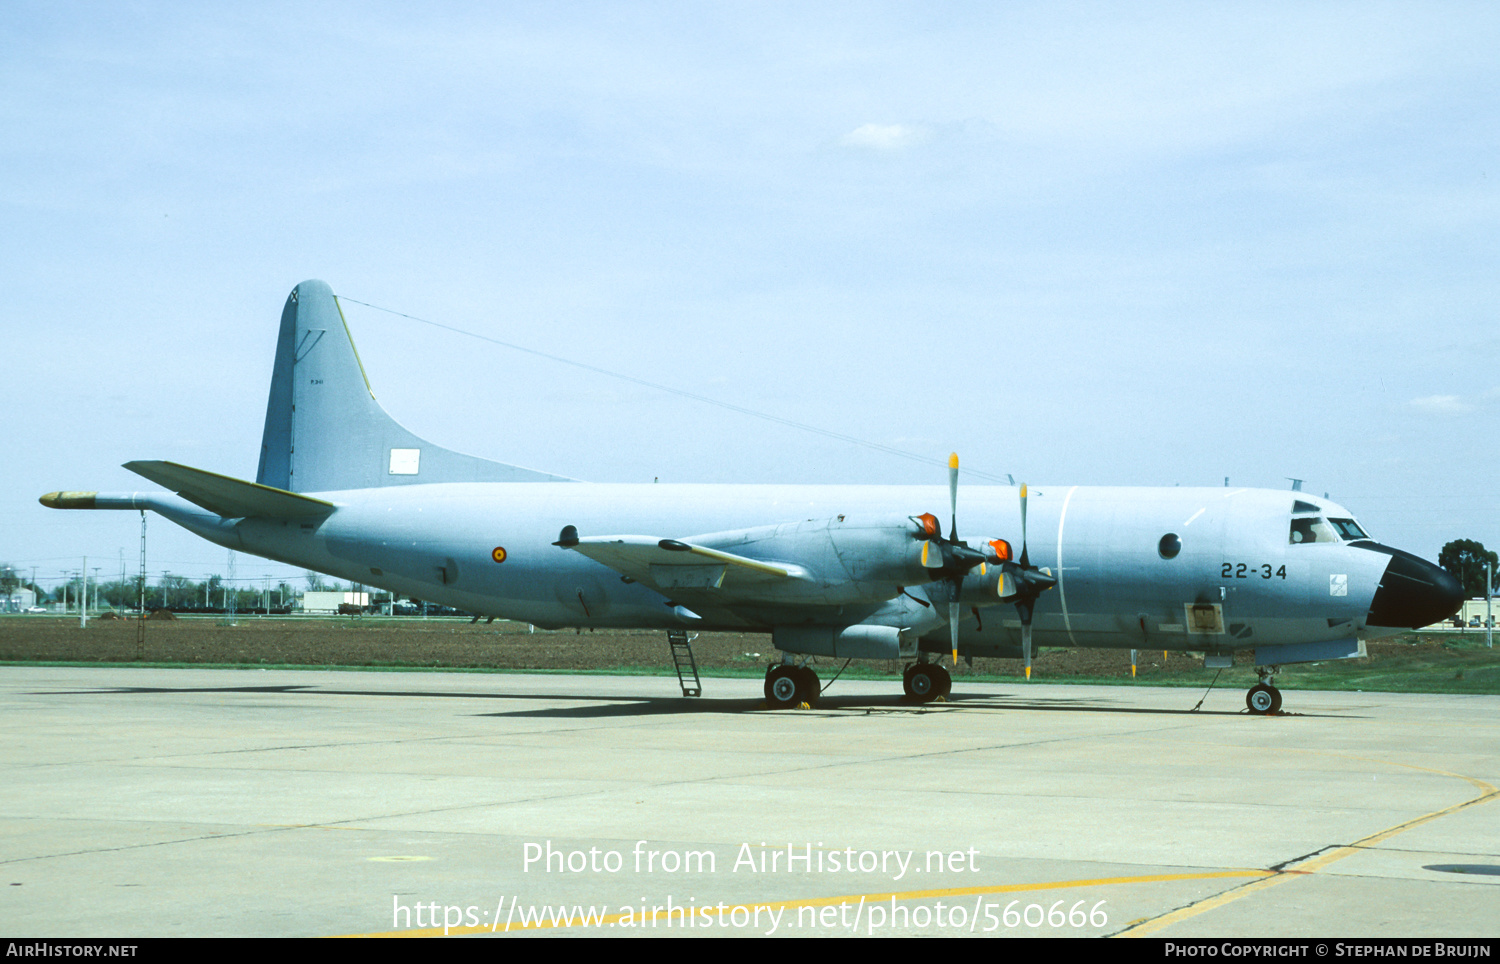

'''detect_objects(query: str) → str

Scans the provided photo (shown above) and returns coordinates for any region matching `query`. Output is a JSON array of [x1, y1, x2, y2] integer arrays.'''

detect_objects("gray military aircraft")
[[42, 280, 1463, 713]]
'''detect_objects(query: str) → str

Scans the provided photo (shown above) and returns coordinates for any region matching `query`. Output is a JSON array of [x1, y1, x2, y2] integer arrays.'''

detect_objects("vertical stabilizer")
[[256, 280, 569, 493]]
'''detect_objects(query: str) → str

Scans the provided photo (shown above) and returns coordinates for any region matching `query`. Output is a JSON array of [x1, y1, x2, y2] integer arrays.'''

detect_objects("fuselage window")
[[1289, 517, 1338, 545], [1327, 518, 1369, 541]]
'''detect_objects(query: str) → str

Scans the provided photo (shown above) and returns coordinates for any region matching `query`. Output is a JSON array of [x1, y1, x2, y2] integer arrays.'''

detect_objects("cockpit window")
[[1328, 518, 1369, 541], [1292, 500, 1320, 514], [1289, 517, 1338, 545]]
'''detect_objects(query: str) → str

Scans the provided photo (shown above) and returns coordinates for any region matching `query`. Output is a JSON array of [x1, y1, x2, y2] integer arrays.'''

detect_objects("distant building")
[[1, 589, 38, 613], [1456, 598, 1496, 629], [300, 591, 370, 613]]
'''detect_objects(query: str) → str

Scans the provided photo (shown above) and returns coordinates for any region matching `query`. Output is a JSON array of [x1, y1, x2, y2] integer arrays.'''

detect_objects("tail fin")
[[256, 280, 569, 492]]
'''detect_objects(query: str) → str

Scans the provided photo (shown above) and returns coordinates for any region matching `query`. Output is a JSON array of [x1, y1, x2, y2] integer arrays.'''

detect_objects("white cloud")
[[841, 123, 923, 151], [1408, 394, 1475, 415]]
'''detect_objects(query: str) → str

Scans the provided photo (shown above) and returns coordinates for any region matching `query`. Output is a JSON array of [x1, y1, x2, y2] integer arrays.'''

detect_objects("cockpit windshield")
[[1289, 515, 1370, 545], [1327, 518, 1369, 541], [1289, 517, 1338, 545]]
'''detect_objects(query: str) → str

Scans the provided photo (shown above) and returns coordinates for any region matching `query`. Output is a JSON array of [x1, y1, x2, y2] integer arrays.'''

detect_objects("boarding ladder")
[[668, 630, 702, 697]]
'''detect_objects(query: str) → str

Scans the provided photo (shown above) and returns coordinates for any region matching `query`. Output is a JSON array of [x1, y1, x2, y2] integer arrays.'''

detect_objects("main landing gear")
[[762, 658, 955, 708], [1245, 666, 1283, 715], [764, 662, 821, 709], [903, 661, 951, 703]]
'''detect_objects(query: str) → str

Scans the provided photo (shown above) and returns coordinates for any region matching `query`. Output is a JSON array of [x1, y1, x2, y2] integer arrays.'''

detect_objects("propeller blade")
[[1018, 598, 1035, 681], [1018, 483, 1030, 569], [948, 453, 960, 541], [948, 601, 960, 669]]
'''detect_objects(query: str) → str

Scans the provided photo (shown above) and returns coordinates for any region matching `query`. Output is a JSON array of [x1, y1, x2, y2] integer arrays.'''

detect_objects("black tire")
[[795, 666, 820, 705], [933, 664, 952, 697], [1246, 683, 1282, 715], [904, 664, 940, 703], [765, 666, 801, 709]]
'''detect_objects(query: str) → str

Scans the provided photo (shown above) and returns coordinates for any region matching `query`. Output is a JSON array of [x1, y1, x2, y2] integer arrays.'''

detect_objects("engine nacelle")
[[688, 514, 944, 593]]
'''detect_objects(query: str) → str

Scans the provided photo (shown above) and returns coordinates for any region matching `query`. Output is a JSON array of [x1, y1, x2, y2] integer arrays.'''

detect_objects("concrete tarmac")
[[1, 665, 1496, 938]]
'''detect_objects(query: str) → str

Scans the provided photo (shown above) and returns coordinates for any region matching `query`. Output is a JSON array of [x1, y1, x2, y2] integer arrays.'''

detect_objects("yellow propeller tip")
[[948, 452, 959, 469]]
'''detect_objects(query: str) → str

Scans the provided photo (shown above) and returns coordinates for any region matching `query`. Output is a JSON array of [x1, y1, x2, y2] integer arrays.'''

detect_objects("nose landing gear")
[[1246, 666, 1283, 715]]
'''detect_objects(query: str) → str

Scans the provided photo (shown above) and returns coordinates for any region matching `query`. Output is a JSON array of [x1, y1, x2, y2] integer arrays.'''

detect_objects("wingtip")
[[121, 459, 162, 478]]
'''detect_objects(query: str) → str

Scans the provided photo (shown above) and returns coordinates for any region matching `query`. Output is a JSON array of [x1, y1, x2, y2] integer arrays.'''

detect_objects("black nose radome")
[[1358, 543, 1465, 629]]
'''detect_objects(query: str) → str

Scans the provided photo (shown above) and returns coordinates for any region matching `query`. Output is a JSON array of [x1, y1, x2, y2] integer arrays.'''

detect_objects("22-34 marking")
[[1222, 563, 1287, 580]]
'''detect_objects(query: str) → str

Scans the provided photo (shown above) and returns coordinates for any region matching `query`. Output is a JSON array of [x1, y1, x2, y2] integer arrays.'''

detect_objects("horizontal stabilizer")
[[124, 460, 336, 520]]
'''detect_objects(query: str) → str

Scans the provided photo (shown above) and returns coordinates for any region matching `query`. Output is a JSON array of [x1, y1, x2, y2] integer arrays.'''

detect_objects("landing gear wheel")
[[794, 666, 820, 705], [1246, 683, 1282, 715], [765, 666, 801, 709], [903, 664, 943, 703], [934, 664, 952, 697]]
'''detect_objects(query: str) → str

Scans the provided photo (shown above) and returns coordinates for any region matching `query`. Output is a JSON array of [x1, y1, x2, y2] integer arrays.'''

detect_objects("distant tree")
[[231, 585, 258, 612], [1439, 540, 1499, 598], [0, 565, 19, 595], [304, 570, 329, 592], [161, 574, 192, 609], [96, 580, 135, 608]]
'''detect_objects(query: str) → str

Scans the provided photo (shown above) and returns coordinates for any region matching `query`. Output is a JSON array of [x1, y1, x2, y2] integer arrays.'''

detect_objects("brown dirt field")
[[0, 617, 770, 673], [0, 614, 1408, 680]]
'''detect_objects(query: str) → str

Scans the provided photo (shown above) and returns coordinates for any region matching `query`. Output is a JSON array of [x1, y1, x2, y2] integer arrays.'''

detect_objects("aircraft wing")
[[562, 534, 809, 595], [123, 460, 336, 520]]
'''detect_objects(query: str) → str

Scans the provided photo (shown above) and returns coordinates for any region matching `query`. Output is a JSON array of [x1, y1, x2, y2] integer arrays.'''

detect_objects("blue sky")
[[3, 2, 1497, 588]]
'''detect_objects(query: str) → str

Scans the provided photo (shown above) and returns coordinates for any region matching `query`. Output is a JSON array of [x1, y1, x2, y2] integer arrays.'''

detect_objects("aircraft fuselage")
[[151, 479, 1407, 659], [45, 279, 1463, 711]]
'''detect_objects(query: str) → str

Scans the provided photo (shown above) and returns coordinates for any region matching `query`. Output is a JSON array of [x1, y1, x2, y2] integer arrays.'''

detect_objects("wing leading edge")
[[556, 530, 809, 600]]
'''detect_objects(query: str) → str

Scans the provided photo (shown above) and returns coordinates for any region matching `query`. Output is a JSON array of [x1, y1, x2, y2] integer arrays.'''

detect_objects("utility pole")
[[136, 511, 147, 659], [1487, 560, 1493, 650], [80, 557, 88, 628], [225, 550, 236, 622]]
